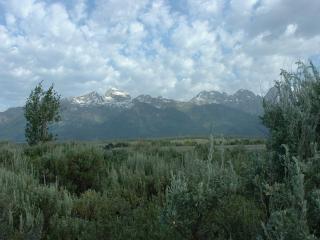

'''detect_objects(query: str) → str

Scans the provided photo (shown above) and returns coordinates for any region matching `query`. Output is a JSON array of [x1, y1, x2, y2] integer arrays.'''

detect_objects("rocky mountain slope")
[[190, 89, 263, 115], [0, 88, 268, 141]]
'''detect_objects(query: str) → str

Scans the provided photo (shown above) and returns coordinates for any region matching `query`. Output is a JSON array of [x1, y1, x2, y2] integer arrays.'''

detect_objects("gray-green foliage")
[[261, 61, 320, 239], [261, 147, 315, 240], [0, 139, 267, 240], [24, 82, 61, 145], [0, 164, 73, 240], [161, 139, 263, 240], [308, 189, 320, 236], [263, 61, 320, 159]]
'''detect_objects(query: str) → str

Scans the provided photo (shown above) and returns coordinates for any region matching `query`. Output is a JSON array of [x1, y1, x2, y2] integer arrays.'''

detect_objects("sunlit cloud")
[[0, 0, 319, 111]]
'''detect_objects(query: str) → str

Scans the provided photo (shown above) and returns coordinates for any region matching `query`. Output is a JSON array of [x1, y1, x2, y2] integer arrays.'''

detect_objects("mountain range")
[[0, 88, 268, 141]]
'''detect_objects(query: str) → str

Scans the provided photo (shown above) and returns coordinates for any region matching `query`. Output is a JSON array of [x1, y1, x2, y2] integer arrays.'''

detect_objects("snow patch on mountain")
[[190, 89, 263, 115], [71, 88, 132, 108], [105, 88, 131, 101], [191, 89, 260, 105], [72, 91, 105, 105], [69, 87, 263, 115], [191, 91, 228, 105]]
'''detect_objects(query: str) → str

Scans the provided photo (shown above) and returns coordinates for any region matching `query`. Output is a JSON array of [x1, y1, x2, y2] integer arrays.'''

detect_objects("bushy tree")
[[261, 61, 320, 239], [24, 82, 61, 145], [262, 61, 320, 159]]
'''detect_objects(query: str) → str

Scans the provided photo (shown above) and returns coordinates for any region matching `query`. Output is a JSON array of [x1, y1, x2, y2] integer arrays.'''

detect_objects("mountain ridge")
[[65, 87, 263, 115], [0, 88, 269, 141]]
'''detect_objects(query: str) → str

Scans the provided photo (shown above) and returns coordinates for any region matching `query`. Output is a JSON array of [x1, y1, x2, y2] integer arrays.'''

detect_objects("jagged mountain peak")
[[70, 87, 131, 107], [191, 89, 259, 103], [264, 86, 279, 103], [105, 87, 131, 102], [135, 94, 153, 101], [105, 87, 130, 97], [191, 90, 228, 104], [234, 89, 255, 95], [0, 87, 269, 141], [134, 94, 176, 108], [71, 91, 104, 105], [190, 89, 262, 115], [68, 87, 263, 115], [232, 89, 257, 99], [197, 90, 227, 96]]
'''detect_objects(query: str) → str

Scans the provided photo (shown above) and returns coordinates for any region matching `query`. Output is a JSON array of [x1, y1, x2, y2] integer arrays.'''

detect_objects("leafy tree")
[[24, 82, 61, 145], [261, 61, 320, 239]]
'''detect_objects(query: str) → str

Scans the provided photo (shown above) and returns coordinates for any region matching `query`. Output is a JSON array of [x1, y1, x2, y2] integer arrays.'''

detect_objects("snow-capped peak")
[[70, 88, 132, 108], [71, 91, 105, 105], [105, 87, 131, 102], [105, 87, 130, 98], [189, 89, 263, 115], [190, 89, 260, 105], [190, 90, 228, 105]]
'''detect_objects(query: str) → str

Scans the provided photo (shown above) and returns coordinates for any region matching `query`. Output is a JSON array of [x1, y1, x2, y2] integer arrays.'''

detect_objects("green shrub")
[[0, 147, 15, 167], [261, 62, 320, 238], [161, 155, 243, 239], [307, 189, 320, 236], [262, 209, 316, 240], [28, 144, 106, 195], [63, 146, 105, 194], [0, 167, 73, 240]]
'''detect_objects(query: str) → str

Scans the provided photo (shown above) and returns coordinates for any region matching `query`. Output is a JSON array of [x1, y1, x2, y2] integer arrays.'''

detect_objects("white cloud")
[[0, 0, 319, 111], [187, 0, 224, 17], [140, 0, 174, 30], [284, 23, 298, 36], [70, 0, 87, 23], [3, 0, 35, 18], [92, 0, 149, 25], [230, 0, 258, 15], [256, 0, 282, 14]]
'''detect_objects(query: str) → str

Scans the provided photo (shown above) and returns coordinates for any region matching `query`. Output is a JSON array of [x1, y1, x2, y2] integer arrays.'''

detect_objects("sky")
[[0, 0, 320, 111]]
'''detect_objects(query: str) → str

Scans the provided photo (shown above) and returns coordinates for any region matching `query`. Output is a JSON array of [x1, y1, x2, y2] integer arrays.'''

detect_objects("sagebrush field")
[[0, 138, 270, 239]]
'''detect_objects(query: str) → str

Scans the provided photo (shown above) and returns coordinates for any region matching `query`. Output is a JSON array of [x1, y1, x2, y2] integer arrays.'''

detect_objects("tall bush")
[[261, 61, 320, 239]]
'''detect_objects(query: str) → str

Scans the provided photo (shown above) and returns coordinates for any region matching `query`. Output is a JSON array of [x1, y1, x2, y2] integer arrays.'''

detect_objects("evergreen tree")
[[24, 82, 61, 145]]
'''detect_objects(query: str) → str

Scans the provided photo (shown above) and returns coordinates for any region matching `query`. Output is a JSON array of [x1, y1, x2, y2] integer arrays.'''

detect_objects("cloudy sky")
[[0, 0, 320, 111]]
